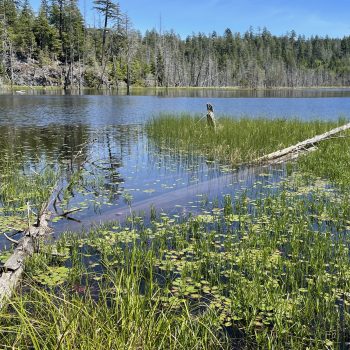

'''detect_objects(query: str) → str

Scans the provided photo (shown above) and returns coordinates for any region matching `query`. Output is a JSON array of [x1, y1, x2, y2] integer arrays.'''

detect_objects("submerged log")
[[0, 205, 52, 309], [256, 122, 350, 164]]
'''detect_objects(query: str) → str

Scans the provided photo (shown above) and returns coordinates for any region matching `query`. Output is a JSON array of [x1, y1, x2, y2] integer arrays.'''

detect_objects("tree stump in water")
[[206, 103, 216, 130]]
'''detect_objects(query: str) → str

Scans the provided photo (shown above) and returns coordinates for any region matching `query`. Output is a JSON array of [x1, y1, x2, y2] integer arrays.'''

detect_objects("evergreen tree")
[[14, 0, 36, 58], [1, 0, 350, 90], [93, 0, 121, 62], [0, 0, 19, 26], [33, 0, 60, 58]]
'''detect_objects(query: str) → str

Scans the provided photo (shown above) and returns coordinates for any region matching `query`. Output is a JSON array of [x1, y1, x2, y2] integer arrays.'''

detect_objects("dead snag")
[[206, 103, 216, 130]]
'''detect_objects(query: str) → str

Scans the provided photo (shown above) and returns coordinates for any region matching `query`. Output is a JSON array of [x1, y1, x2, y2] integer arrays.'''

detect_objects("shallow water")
[[0, 89, 350, 248]]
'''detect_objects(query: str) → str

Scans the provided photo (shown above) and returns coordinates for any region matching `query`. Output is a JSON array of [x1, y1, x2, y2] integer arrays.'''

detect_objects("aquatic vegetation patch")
[[1, 176, 350, 349], [146, 114, 338, 164], [0, 161, 57, 214], [0, 160, 59, 247], [298, 132, 350, 188]]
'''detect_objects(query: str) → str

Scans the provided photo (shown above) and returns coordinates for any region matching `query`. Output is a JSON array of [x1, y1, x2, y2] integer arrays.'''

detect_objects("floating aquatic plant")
[[0, 175, 349, 349]]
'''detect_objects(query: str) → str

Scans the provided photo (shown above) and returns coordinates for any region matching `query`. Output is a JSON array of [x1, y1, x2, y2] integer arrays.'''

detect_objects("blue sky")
[[30, 0, 350, 38]]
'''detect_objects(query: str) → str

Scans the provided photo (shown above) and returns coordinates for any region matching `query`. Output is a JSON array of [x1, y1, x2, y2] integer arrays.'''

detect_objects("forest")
[[1, 0, 350, 89]]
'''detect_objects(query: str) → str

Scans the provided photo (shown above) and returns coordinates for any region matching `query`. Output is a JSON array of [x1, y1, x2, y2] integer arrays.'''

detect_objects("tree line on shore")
[[1, 0, 350, 89]]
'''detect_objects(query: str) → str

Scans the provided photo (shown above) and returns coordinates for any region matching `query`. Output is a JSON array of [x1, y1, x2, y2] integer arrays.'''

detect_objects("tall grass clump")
[[0, 236, 229, 350], [298, 130, 350, 188], [0, 280, 227, 349], [0, 160, 59, 232], [146, 114, 338, 164], [0, 162, 57, 211]]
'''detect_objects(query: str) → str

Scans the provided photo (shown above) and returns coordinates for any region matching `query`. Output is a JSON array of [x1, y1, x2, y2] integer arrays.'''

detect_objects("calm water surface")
[[0, 89, 350, 248]]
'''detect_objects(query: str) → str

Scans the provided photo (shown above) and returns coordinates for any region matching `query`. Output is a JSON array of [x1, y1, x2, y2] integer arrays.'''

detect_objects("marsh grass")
[[298, 132, 350, 188], [0, 163, 57, 212], [1, 176, 350, 349], [0, 248, 229, 349], [0, 160, 58, 235], [146, 114, 338, 164]]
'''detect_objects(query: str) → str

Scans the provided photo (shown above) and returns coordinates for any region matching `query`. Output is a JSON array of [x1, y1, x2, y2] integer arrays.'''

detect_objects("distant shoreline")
[[1, 85, 350, 92]]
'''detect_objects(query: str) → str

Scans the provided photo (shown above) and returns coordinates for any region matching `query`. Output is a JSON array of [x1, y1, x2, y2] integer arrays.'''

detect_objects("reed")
[[298, 131, 350, 187], [0, 160, 58, 233], [146, 114, 338, 164]]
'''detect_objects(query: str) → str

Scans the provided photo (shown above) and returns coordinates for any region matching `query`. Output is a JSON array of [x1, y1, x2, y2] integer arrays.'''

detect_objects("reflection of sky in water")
[[0, 93, 349, 247]]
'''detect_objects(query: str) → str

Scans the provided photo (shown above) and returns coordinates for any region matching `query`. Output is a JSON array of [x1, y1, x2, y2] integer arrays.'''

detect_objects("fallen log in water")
[[256, 122, 350, 164], [0, 204, 52, 309], [0, 141, 88, 308]]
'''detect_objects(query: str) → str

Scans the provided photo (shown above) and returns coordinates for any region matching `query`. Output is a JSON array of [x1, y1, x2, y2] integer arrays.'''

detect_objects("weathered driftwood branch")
[[3, 232, 19, 245], [256, 122, 350, 164], [59, 207, 81, 217], [0, 204, 52, 309]]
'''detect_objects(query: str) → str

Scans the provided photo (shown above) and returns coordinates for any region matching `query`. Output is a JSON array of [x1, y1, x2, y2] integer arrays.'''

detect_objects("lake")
[[1, 88, 350, 248]]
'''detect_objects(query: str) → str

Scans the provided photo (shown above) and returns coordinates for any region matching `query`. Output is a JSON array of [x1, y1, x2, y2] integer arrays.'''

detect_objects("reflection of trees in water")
[[0, 122, 147, 229], [129, 88, 350, 98], [0, 123, 141, 165], [89, 124, 143, 200], [0, 125, 91, 216], [0, 124, 89, 169], [0, 123, 145, 208]]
